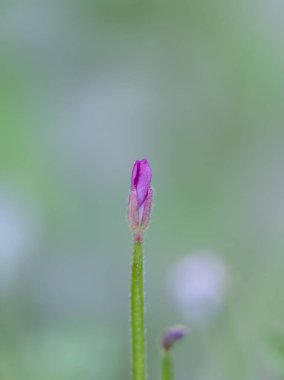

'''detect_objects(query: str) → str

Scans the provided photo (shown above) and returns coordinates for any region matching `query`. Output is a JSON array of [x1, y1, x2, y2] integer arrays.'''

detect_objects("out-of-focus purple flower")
[[169, 250, 229, 326], [128, 159, 152, 242], [162, 325, 188, 351]]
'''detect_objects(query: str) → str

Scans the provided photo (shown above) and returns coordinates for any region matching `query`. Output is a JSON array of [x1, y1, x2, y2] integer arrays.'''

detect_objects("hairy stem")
[[161, 350, 173, 380], [131, 241, 146, 380]]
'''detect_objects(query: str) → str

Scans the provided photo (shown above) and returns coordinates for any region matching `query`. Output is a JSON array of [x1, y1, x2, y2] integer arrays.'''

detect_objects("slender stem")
[[161, 350, 173, 380], [131, 241, 146, 380]]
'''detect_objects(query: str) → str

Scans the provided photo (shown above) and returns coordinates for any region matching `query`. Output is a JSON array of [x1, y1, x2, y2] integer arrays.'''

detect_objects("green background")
[[1, 1, 284, 379]]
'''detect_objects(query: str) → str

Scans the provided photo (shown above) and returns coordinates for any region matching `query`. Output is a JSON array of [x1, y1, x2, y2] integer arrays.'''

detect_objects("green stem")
[[161, 350, 173, 380], [131, 241, 146, 380]]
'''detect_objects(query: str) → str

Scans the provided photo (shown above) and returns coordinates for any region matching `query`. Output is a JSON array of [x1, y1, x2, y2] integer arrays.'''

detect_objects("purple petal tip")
[[130, 159, 152, 207]]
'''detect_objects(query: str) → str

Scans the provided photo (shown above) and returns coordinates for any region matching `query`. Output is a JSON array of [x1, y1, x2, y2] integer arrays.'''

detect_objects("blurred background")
[[1, 0, 284, 379]]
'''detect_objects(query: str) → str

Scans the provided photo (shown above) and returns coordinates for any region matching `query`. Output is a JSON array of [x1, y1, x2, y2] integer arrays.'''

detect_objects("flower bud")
[[162, 325, 188, 351], [128, 159, 152, 242]]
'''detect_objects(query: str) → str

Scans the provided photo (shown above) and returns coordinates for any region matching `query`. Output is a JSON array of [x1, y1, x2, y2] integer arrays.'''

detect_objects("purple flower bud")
[[131, 159, 152, 207], [128, 159, 152, 242], [162, 325, 188, 351]]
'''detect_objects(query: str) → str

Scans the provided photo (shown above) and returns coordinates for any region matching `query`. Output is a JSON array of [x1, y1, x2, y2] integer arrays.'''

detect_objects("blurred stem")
[[131, 241, 146, 380], [161, 350, 173, 380]]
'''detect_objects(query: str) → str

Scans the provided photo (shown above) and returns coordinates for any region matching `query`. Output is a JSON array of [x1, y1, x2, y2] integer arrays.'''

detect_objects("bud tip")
[[162, 325, 188, 351]]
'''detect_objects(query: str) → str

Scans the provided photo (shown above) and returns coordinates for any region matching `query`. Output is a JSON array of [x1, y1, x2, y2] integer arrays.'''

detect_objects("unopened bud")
[[128, 159, 153, 242], [162, 325, 188, 351]]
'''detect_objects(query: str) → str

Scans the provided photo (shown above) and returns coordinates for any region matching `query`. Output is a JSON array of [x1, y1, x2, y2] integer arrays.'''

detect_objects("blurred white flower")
[[0, 183, 40, 288], [169, 250, 229, 326]]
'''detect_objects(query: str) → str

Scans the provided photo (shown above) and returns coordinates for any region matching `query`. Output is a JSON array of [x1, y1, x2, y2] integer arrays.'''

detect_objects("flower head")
[[162, 325, 188, 351], [128, 159, 152, 242]]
